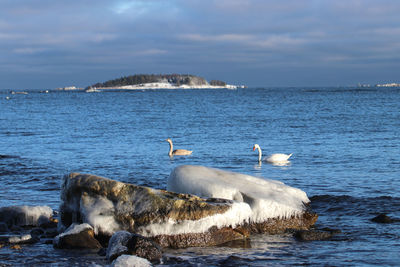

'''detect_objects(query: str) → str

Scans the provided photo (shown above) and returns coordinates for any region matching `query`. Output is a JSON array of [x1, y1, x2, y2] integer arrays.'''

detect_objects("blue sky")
[[0, 0, 399, 89]]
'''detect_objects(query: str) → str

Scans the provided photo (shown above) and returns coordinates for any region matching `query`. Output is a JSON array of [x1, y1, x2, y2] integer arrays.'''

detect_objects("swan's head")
[[165, 138, 172, 142], [253, 144, 260, 151]]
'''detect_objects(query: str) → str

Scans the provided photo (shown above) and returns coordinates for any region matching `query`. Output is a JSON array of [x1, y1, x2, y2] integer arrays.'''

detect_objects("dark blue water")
[[1, 87, 399, 266]]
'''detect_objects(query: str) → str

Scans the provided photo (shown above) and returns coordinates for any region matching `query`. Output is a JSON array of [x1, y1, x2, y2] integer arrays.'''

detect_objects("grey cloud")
[[0, 0, 400, 88]]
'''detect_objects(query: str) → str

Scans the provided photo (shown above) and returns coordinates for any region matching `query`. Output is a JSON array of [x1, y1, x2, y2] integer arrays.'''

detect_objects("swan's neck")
[[168, 141, 173, 156], [257, 147, 262, 162]]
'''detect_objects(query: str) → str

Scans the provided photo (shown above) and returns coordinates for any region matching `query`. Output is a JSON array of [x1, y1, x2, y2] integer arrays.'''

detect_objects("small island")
[[87, 74, 239, 90]]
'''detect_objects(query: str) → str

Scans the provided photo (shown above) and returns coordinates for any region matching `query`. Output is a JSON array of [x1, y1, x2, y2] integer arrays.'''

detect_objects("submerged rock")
[[293, 230, 333, 241], [371, 214, 396, 224], [59, 167, 317, 248]]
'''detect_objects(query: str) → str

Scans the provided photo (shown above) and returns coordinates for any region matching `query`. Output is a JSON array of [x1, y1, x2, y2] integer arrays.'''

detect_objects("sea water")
[[0, 87, 399, 266]]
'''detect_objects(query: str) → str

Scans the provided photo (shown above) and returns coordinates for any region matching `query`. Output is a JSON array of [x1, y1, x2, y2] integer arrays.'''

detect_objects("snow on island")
[[93, 82, 238, 90]]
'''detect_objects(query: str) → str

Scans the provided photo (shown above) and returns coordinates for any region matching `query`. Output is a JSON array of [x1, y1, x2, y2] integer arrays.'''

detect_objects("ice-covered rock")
[[112, 254, 151, 267], [53, 223, 102, 249], [0, 205, 53, 228], [8, 234, 39, 244], [59, 170, 317, 248], [0, 233, 39, 245], [168, 165, 317, 234], [60, 173, 250, 247]]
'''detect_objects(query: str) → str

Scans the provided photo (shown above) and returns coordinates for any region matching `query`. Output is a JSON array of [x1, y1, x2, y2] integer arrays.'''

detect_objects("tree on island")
[[210, 80, 227, 86]]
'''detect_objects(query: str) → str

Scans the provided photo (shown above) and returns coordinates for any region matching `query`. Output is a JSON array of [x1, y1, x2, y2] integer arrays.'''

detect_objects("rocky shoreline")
[[1, 165, 322, 265]]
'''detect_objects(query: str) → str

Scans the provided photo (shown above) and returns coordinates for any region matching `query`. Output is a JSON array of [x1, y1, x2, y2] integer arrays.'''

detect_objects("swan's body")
[[253, 144, 292, 163], [166, 138, 192, 156]]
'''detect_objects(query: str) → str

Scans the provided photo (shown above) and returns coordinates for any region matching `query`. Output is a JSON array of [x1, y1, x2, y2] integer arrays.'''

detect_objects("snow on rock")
[[168, 165, 310, 223], [60, 173, 239, 238], [111, 255, 151, 267], [79, 194, 121, 236], [8, 234, 39, 244], [0, 205, 53, 227], [54, 223, 102, 249]]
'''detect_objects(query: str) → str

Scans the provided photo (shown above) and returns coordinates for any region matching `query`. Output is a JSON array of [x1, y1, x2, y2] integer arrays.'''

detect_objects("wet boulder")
[[54, 223, 102, 249], [107, 231, 162, 263]]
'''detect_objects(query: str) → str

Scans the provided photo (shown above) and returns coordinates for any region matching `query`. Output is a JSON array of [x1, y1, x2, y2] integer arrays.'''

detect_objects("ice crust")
[[168, 165, 310, 223], [112, 254, 151, 267], [0, 205, 53, 227], [138, 202, 252, 236], [80, 195, 120, 235]]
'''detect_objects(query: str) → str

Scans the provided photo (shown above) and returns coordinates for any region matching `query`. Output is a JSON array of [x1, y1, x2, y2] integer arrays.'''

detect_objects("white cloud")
[[13, 47, 46, 55], [180, 33, 253, 43], [137, 49, 167, 55], [179, 33, 306, 50]]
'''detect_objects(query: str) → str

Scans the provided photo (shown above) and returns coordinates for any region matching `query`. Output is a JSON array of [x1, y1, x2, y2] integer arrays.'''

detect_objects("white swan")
[[166, 138, 193, 157], [253, 144, 292, 164]]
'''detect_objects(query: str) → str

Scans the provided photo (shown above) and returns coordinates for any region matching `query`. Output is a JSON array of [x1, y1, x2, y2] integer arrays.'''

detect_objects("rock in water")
[[293, 230, 333, 241], [168, 165, 317, 234], [371, 214, 395, 223], [0, 206, 54, 228], [54, 223, 102, 249], [60, 172, 249, 248], [60, 169, 317, 248], [106, 231, 162, 263]]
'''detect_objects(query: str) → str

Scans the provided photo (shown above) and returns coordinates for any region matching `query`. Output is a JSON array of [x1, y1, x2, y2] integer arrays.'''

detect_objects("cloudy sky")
[[1, 0, 399, 89]]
